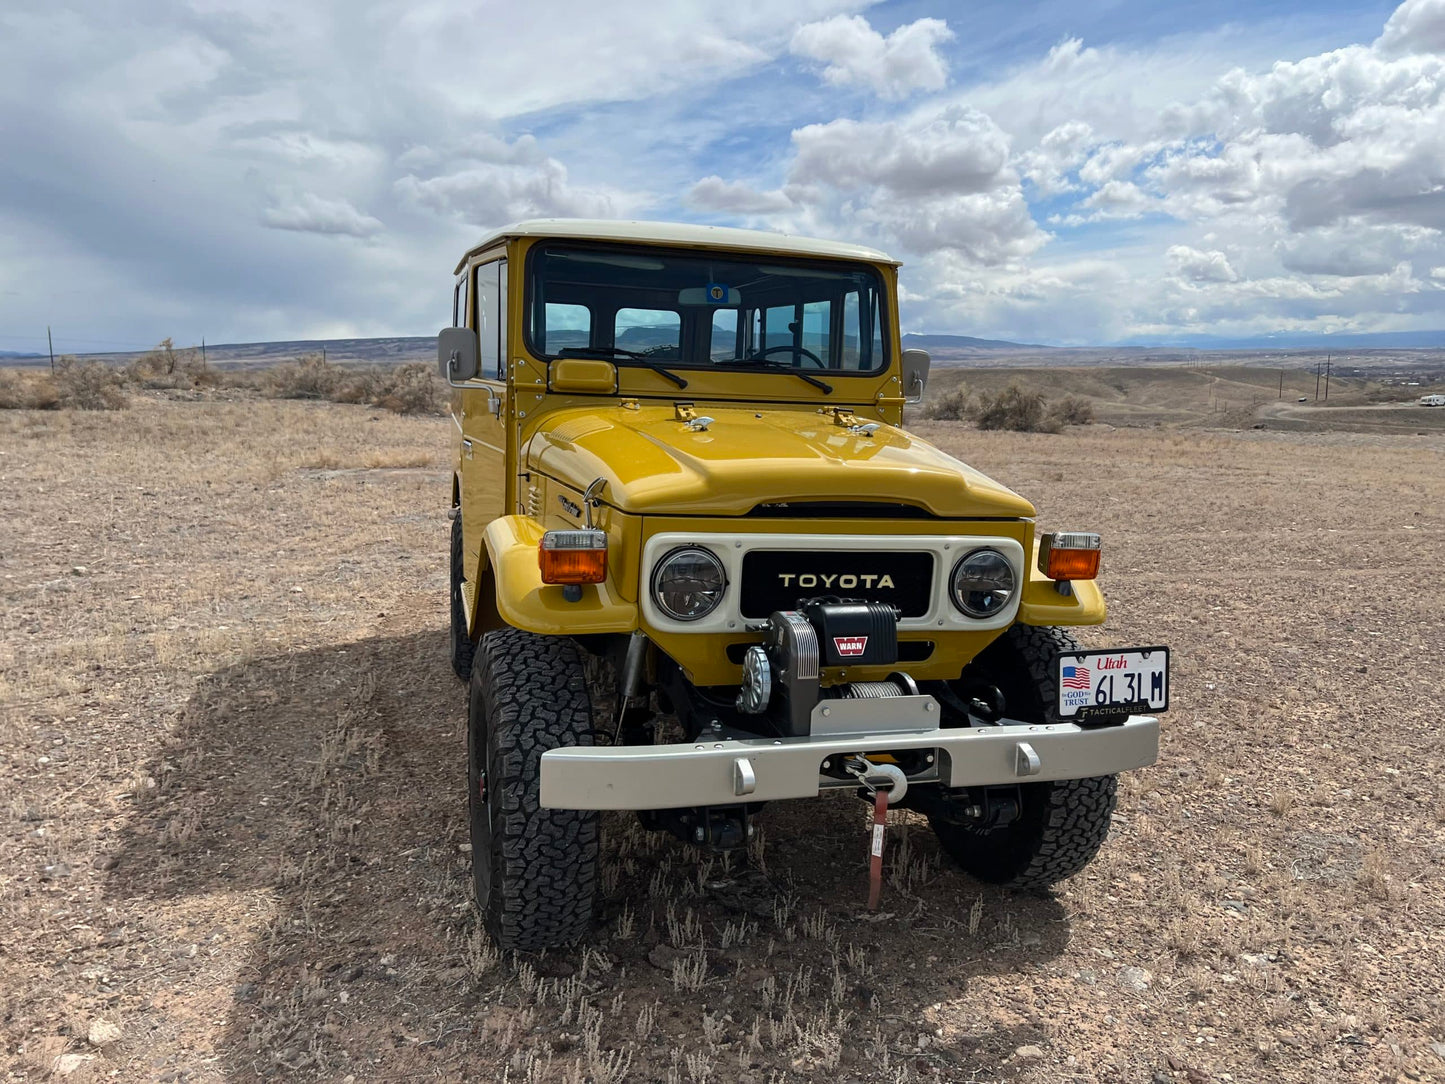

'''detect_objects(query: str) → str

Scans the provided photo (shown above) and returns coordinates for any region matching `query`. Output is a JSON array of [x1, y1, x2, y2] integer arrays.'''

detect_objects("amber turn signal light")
[[1039, 531, 1101, 581], [539, 529, 608, 584]]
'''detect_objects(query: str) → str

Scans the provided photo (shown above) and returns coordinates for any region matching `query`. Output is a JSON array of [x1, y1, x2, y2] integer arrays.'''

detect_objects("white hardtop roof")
[[456, 218, 898, 272]]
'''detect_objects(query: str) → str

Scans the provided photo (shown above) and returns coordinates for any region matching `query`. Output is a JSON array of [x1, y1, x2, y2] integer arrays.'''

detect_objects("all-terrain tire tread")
[[474, 628, 598, 952], [932, 623, 1118, 891]]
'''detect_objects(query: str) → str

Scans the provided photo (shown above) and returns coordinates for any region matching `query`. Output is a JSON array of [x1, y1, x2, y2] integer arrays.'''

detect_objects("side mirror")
[[438, 327, 479, 385], [901, 348, 931, 404]]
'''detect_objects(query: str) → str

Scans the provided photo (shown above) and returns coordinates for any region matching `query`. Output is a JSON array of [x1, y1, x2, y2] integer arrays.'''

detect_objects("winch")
[[736, 600, 917, 735]]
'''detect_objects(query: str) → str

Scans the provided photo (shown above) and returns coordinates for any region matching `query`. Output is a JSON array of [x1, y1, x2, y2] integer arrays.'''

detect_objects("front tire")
[[468, 628, 599, 951], [931, 624, 1118, 891]]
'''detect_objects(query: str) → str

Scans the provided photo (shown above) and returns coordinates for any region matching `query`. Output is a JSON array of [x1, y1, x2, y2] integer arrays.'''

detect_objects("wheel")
[[468, 628, 599, 951], [448, 515, 475, 681], [931, 624, 1119, 890]]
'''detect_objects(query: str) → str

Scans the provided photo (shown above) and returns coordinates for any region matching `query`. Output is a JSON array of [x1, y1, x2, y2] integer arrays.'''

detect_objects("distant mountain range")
[[902, 333, 1046, 351], [4, 329, 1444, 367], [1115, 330, 1445, 350]]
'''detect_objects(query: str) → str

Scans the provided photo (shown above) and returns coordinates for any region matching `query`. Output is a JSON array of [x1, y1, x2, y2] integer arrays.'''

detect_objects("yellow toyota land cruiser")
[[439, 220, 1167, 951]]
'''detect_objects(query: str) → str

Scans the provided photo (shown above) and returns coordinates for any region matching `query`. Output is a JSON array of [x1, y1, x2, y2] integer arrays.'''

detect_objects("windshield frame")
[[521, 240, 891, 380]]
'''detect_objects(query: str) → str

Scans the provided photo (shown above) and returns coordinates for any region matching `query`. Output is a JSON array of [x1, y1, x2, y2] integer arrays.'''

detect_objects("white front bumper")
[[539, 715, 1160, 811]]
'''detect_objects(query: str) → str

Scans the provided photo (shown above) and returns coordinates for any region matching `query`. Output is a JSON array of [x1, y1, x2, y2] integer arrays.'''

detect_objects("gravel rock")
[[1117, 966, 1152, 992], [1013, 1045, 1045, 1062], [40, 862, 72, 881], [88, 1019, 123, 1047], [54, 1054, 95, 1076]]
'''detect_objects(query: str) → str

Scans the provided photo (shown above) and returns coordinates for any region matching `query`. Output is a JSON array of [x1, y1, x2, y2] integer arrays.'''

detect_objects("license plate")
[[1057, 647, 1169, 720]]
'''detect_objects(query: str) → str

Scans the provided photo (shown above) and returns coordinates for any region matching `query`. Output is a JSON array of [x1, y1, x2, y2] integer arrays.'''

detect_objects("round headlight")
[[950, 549, 1016, 618], [652, 547, 726, 621]]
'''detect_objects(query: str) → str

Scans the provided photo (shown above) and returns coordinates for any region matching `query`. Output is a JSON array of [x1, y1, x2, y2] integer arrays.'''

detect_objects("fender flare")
[[1016, 539, 1106, 626], [482, 515, 638, 635]]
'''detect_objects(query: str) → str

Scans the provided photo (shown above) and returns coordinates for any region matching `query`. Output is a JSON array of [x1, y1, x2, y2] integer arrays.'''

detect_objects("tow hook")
[[845, 755, 908, 803]]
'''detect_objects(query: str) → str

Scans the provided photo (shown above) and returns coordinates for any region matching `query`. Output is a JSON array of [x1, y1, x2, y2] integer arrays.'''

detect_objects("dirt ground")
[[3, 396, 1444, 1083]]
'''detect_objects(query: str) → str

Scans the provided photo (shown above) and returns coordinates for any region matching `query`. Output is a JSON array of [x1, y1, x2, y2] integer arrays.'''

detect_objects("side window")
[[842, 291, 861, 369], [544, 303, 591, 353], [615, 308, 680, 356], [454, 273, 469, 329], [710, 309, 740, 360], [800, 300, 830, 364], [475, 261, 500, 379], [763, 304, 794, 352], [870, 289, 885, 367]]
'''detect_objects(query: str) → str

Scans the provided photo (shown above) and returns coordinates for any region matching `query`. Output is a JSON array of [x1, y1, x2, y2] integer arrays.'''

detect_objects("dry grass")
[[1, 399, 1443, 1082]]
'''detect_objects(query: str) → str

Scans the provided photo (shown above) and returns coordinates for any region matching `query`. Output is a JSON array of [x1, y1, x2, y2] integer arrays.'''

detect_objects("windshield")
[[526, 243, 889, 375]]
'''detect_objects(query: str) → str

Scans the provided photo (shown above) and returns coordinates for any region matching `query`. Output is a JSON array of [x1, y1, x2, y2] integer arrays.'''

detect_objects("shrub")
[[372, 362, 441, 415], [922, 386, 972, 421], [0, 369, 62, 410], [973, 383, 1058, 432], [264, 354, 345, 400], [53, 359, 128, 410], [125, 338, 221, 389], [1047, 394, 1095, 427]]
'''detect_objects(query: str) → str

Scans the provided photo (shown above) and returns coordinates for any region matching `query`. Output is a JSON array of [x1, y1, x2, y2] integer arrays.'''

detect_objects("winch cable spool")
[[845, 756, 907, 910]]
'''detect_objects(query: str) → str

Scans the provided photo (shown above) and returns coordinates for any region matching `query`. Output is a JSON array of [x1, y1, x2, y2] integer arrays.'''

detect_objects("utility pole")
[[1324, 353, 1331, 401], [1315, 360, 1321, 401], [201, 337, 207, 368], [1278, 369, 1283, 399], [47, 326, 55, 373]]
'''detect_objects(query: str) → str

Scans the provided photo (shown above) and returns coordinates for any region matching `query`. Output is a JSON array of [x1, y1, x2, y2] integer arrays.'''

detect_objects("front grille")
[[739, 550, 935, 618]]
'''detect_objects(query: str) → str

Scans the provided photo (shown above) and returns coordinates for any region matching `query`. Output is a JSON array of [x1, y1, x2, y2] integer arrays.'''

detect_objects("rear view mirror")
[[438, 327, 479, 384], [901, 348, 931, 404]]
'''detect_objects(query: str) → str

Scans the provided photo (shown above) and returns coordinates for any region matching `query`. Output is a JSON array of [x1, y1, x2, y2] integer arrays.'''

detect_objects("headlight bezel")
[[650, 545, 728, 622], [949, 548, 1017, 619]]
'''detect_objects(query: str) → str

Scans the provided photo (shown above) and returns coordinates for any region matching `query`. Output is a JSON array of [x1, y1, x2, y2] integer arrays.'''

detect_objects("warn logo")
[[833, 635, 868, 658]]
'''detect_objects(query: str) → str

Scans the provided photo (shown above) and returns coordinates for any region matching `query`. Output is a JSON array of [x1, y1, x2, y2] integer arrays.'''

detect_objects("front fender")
[[1016, 539, 1107, 626], [483, 515, 638, 635]]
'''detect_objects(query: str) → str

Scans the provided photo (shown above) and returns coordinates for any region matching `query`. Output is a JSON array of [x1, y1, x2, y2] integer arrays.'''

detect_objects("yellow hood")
[[526, 404, 1035, 519]]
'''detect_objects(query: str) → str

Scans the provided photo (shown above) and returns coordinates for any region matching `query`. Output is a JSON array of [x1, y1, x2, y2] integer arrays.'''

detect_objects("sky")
[[3, 0, 1445, 352]]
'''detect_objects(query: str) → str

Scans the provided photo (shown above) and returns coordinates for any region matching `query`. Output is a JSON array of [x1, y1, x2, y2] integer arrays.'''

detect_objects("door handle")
[[461, 438, 474, 460]]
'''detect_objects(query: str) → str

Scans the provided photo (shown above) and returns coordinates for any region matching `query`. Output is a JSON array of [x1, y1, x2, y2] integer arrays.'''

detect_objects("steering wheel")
[[751, 344, 827, 369]]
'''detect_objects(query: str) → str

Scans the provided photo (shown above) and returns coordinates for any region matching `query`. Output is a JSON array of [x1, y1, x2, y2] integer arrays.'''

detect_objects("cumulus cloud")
[[790, 15, 953, 99], [1376, 0, 1445, 56], [1167, 245, 1239, 283], [396, 140, 635, 226], [686, 176, 796, 214], [790, 109, 1010, 194], [768, 108, 1046, 262], [262, 193, 383, 238]]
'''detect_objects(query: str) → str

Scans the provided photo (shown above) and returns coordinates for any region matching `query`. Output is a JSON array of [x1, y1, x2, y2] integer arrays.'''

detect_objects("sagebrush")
[[923, 383, 1096, 431], [973, 384, 1058, 432], [264, 356, 441, 414]]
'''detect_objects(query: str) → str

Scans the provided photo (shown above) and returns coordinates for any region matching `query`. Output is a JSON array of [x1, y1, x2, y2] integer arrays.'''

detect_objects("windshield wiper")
[[556, 346, 688, 389], [717, 357, 832, 394]]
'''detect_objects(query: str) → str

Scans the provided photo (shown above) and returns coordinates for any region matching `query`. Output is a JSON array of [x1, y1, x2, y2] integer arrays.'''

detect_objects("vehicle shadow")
[[105, 631, 1075, 1081]]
